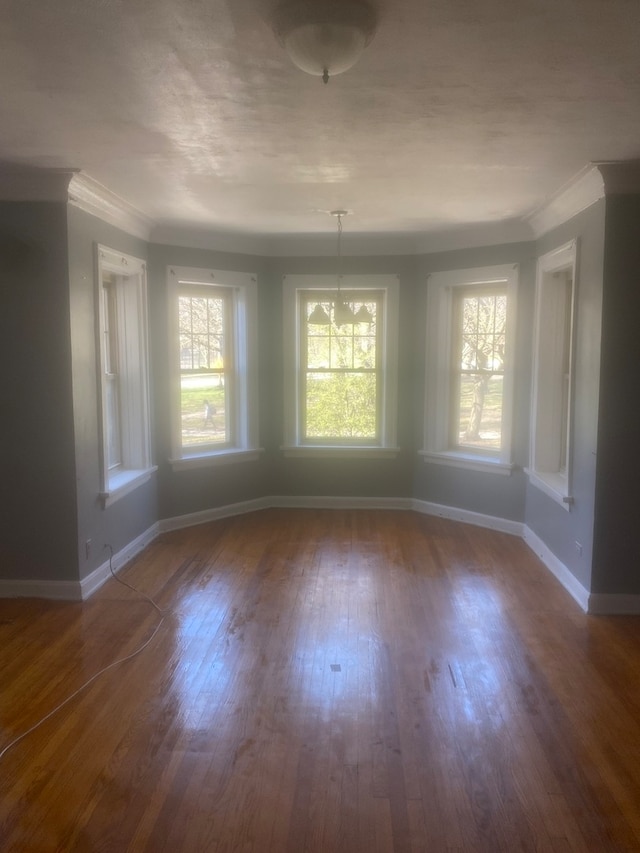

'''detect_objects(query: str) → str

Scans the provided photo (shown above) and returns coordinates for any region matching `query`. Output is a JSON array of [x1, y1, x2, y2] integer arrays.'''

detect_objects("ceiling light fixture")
[[273, 0, 377, 84], [331, 210, 356, 325], [308, 210, 373, 327]]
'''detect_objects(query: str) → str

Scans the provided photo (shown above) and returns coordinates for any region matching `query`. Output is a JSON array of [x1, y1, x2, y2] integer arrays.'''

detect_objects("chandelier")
[[308, 211, 373, 326]]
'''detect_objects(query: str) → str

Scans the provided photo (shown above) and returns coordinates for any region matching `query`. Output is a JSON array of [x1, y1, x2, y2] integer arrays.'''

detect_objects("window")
[[97, 247, 154, 505], [168, 266, 260, 469], [422, 264, 518, 474], [283, 275, 399, 456], [529, 241, 577, 508]]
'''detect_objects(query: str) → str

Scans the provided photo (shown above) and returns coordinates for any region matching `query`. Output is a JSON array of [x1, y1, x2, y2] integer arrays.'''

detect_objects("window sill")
[[282, 445, 400, 459], [419, 450, 514, 476], [100, 466, 157, 508], [526, 469, 572, 510], [170, 448, 264, 471]]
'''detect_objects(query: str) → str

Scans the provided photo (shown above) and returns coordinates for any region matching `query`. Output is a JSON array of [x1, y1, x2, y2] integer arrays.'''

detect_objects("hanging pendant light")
[[331, 209, 356, 325], [354, 303, 373, 324], [309, 302, 331, 325], [334, 299, 356, 325]]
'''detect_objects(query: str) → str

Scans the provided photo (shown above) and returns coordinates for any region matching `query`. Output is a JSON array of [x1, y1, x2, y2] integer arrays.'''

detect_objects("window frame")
[[282, 274, 400, 458], [528, 240, 577, 509], [168, 266, 260, 470], [421, 264, 518, 475], [96, 246, 155, 507]]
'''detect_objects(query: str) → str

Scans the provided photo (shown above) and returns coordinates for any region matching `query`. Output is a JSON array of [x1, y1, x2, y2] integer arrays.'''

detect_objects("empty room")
[[2, 0, 640, 850]]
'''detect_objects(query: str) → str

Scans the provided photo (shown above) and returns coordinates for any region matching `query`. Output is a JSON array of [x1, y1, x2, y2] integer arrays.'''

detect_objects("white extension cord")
[[0, 545, 165, 763]]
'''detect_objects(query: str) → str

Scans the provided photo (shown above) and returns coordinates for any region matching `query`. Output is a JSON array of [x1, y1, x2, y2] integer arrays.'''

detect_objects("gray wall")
[[524, 200, 606, 591], [67, 206, 157, 581], [147, 242, 273, 521], [0, 202, 79, 581], [413, 242, 535, 521], [266, 254, 419, 500], [592, 194, 640, 594], [4, 197, 623, 601]]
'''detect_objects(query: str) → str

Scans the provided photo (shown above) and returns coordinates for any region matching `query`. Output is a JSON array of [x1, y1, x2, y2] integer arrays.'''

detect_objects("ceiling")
[[1, 0, 640, 240]]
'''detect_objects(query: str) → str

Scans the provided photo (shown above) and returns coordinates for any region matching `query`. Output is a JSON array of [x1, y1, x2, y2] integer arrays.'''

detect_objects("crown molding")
[[68, 172, 154, 241], [526, 165, 605, 238], [0, 164, 76, 202], [526, 160, 640, 239]]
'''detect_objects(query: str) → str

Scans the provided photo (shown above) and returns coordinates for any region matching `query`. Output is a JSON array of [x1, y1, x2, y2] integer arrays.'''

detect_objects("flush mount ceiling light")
[[273, 0, 378, 84]]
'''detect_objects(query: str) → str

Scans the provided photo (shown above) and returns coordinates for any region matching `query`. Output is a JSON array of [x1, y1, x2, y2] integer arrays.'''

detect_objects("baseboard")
[[587, 594, 640, 615], [4, 498, 621, 614], [0, 578, 83, 601], [158, 497, 270, 533], [522, 525, 590, 612], [79, 523, 160, 600], [270, 495, 412, 510], [412, 499, 524, 537]]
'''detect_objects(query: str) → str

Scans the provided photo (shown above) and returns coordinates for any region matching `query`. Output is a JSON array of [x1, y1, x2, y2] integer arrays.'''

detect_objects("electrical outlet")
[[575, 541, 583, 557], [85, 539, 92, 559]]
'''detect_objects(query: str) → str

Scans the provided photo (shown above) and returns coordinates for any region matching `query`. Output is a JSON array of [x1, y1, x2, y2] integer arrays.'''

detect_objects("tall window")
[[451, 287, 507, 453], [168, 267, 259, 468], [283, 275, 399, 456], [178, 288, 232, 448], [303, 292, 380, 441], [529, 241, 577, 507], [422, 264, 517, 474], [97, 247, 154, 505]]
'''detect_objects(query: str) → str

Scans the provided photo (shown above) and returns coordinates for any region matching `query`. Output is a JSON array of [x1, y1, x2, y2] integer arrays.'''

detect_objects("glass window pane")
[[180, 374, 227, 447], [456, 374, 503, 450], [353, 335, 376, 368], [179, 295, 225, 370], [305, 372, 377, 439], [330, 334, 353, 369], [105, 375, 121, 468], [307, 336, 330, 369]]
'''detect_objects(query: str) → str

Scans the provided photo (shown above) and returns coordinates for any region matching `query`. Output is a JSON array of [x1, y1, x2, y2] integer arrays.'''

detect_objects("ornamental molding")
[[526, 160, 640, 238], [68, 172, 153, 241]]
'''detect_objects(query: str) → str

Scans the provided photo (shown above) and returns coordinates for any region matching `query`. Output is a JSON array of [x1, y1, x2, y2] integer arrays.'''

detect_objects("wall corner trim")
[[68, 172, 154, 241]]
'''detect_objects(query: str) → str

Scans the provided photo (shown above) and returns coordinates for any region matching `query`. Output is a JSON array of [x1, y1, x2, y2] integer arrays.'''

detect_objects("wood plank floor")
[[2, 509, 640, 852]]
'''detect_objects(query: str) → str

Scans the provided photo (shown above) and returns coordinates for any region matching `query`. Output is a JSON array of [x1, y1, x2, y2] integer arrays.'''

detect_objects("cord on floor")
[[0, 544, 166, 763]]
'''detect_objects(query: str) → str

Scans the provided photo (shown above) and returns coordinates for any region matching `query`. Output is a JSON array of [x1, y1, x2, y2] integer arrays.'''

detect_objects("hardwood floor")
[[2, 509, 640, 852]]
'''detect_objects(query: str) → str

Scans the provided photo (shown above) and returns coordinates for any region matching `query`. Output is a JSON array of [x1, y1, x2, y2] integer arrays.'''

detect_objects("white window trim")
[[528, 240, 577, 510], [282, 274, 400, 458], [422, 264, 518, 474], [96, 246, 155, 507], [167, 266, 261, 470]]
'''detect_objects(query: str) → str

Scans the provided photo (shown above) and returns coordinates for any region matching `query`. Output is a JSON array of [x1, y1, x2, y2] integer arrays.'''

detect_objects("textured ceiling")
[[1, 0, 639, 237]]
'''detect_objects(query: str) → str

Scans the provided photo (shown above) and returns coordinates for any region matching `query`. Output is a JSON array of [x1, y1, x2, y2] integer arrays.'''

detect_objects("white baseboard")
[[587, 594, 640, 615], [158, 497, 270, 533], [412, 499, 524, 537], [0, 578, 83, 601], [270, 495, 412, 510], [522, 525, 590, 612], [79, 523, 160, 600], [7, 498, 632, 614]]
